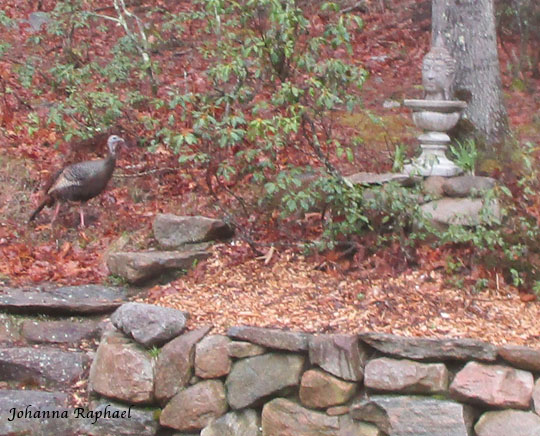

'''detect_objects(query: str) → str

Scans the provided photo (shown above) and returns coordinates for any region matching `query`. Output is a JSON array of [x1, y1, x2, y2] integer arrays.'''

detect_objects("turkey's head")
[[107, 135, 125, 155]]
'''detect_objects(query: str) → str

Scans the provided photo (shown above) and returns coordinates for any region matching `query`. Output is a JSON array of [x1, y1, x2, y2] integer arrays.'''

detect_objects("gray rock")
[[226, 353, 305, 409], [351, 395, 475, 436], [309, 334, 366, 381], [498, 344, 540, 372], [227, 326, 309, 351], [79, 400, 159, 436], [0, 390, 75, 436], [299, 369, 357, 409], [111, 302, 188, 347], [534, 378, 540, 415], [154, 326, 211, 404], [442, 175, 496, 197], [160, 380, 228, 432], [0, 347, 89, 389], [346, 172, 416, 187], [0, 314, 22, 344], [195, 334, 232, 379], [420, 198, 501, 226], [27, 12, 51, 32], [364, 357, 448, 394], [89, 332, 154, 404], [21, 319, 100, 344], [450, 361, 533, 409], [383, 100, 401, 109], [107, 250, 211, 284], [262, 398, 340, 436], [227, 340, 266, 358], [200, 409, 261, 436], [0, 285, 129, 315], [360, 332, 497, 361], [338, 415, 383, 436], [153, 214, 233, 249], [474, 410, 540, 436], [423, 176, 446, 197]]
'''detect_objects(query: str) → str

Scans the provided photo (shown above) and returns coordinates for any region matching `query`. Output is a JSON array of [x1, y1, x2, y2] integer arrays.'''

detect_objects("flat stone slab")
[[0, 285, 130, 315], [0, 389, 76, 436], [360, 332, 497, 361], [21, 319, 101, 344], [80, 400, 160, 436], [107, 250, 211, 284], [0, 347, 90, 389], [442, 175, 496, 197], [346, 172, 416, 187], [227, 326, 309, 351], [351, 395, 475, 436]]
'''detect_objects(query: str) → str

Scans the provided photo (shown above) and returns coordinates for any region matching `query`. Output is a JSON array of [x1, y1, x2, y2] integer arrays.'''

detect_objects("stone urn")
[[403, 37, 467, 177]]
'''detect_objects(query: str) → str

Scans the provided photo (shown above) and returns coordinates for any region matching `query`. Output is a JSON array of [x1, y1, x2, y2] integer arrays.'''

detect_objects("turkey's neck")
[[103, 152, 117, 177]]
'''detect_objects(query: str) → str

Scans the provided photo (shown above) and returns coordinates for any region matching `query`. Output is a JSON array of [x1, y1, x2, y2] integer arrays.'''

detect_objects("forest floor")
[[1, 0, 539, 345]]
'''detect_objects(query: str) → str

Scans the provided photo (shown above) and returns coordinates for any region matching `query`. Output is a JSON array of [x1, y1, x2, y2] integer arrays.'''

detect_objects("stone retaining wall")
[[84, 303, 540, 436]]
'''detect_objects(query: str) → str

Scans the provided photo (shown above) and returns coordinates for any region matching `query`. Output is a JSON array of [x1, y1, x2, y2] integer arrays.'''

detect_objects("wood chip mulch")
[[145, 244, 540, 347]]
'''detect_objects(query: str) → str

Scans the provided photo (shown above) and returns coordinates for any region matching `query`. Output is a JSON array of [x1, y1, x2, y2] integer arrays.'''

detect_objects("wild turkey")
[[29, 135, 125, 228]]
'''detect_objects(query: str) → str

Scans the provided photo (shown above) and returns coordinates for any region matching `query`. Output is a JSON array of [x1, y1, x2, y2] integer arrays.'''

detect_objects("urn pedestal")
[[403, 99, 467, 177]]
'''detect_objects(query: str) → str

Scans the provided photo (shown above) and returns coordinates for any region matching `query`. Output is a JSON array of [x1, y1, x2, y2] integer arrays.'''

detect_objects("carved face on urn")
[[422, 41, 456, 101]]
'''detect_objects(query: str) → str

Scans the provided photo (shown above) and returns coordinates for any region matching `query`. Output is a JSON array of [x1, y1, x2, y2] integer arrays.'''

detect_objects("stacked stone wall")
[[87, 303, 540, 436]]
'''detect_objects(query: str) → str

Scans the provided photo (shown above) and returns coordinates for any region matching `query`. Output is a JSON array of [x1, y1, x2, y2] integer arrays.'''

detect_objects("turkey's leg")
[[51, 202, 61, 224], [79, 205, 85, 228]]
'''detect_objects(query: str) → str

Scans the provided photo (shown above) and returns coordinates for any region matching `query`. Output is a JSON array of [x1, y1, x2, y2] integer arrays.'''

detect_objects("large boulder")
[[200, 409, 261, 436], [153, 214, 233, 249], [420, 198, 501, 226], [474, 410, 540, 436], [359, 332, 497, 361], [262, 398, 340, 436], [154, 326, 211, 404], [450, 361, 534, 409], [227, 326, 309, 351], [159, 380, 228, 432], [111, 302, 188, 347], [299, 369, 357, 409], [351, 396, 475, 436], [442, 175, 496, 197], [534, 378, 540, 415], [308, 334, 366, 381], [106, 250, 210, 284], [195, 334, 232, 378], [0, 347, 90, 389], [89, 330, 154, 404], [225, 353, 305, 409], [364, 357, 448, 394]]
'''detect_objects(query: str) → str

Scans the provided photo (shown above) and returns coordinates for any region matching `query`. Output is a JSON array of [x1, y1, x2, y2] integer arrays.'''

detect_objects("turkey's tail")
[[28, 196, 54, 223]]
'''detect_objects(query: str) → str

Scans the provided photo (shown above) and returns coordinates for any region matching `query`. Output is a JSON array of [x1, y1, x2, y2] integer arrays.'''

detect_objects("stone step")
[[0, 347, 90, 389], [0, 284, 132, 316], [0, 389, 77, 436]]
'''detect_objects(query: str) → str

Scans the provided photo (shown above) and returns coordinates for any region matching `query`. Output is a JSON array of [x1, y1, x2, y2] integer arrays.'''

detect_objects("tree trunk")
[[432, 0, 509, 151]]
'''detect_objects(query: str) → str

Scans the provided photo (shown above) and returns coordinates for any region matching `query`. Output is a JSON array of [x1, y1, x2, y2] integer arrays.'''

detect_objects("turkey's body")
[[29, 135, 124, 227]]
